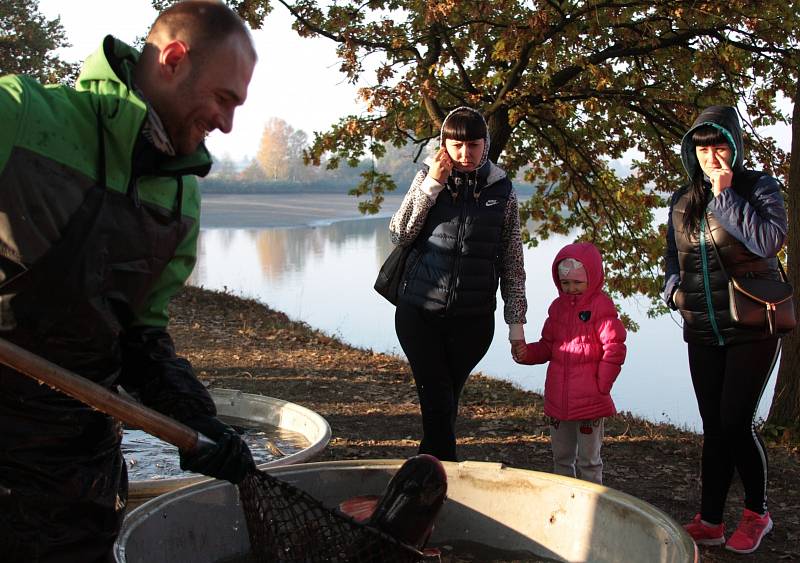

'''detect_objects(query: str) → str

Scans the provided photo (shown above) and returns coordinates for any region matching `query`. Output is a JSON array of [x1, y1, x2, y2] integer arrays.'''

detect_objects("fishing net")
[[238, 469, 428, 563]]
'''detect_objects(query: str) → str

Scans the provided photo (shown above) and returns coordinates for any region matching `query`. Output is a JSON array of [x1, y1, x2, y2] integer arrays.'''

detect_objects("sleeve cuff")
[[419, 175, 444, 199], [508, 324, 525, 341], [663, 274, 680, 307]]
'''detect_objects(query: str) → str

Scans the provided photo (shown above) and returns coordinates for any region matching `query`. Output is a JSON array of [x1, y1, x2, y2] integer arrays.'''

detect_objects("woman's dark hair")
[[441, 109, 487, 142], [690, 125, 728, 149], [682, 125, 733, 233]]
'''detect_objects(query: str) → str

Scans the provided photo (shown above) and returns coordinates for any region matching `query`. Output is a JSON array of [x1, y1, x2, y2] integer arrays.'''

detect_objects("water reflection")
[[188, 213, 777, 431], [193, 218, 395, 285], [122, 423, 307, 481]]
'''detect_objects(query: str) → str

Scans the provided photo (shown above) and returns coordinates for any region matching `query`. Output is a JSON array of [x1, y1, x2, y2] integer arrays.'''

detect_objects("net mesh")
[[238, 469, 426, 563]]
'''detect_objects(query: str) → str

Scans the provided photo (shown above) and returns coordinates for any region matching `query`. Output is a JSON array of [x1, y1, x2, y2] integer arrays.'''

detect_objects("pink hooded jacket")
[[520, 243, 627, 420]]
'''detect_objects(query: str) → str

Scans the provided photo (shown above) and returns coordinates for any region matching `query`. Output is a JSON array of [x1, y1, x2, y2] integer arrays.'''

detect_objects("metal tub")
[[116, 459, 697, 563], [127, 388, 331, 510]]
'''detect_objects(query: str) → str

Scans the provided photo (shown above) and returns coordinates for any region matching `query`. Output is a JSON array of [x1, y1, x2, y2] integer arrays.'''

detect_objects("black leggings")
[[688, 338, 780, 523], [395, 303, 494, 461]]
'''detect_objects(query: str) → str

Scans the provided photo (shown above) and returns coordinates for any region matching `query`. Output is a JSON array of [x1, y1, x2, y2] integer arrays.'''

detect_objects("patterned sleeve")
[[389, 170, 437, 246], [500, 189, 527, 326]]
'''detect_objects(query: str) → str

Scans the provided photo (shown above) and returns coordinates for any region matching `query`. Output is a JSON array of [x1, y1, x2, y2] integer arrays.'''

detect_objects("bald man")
[[0, 2, 257, 561]]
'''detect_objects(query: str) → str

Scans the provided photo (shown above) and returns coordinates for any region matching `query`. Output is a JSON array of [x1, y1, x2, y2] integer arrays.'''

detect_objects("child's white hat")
[[557, 258, 587, 282]]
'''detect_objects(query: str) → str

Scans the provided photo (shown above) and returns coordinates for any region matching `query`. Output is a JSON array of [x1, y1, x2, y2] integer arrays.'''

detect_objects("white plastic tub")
[[116, 459, 697, 563], [126, 388, 331, 510]]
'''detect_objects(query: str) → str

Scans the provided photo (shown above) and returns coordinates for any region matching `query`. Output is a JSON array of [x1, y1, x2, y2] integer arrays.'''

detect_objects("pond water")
[[188, 193, 778, 432], [122, 416, 309, 480]]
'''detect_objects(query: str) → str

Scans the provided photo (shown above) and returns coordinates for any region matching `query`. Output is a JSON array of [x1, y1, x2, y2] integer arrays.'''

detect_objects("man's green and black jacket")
[[0, 36, 216, 421]]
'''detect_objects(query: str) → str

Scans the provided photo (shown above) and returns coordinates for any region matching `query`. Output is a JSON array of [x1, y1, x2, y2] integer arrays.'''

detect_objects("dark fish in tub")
[[339, 455, 448, 554]]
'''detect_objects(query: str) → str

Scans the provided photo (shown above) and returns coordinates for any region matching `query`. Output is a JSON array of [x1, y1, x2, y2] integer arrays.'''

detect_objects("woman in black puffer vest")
[[663, 105, 787, 554], [389, 107, 527, 461]]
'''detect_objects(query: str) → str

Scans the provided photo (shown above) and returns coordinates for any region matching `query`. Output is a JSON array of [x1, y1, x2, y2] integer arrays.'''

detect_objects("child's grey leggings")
[[549, 417, 605, 484]]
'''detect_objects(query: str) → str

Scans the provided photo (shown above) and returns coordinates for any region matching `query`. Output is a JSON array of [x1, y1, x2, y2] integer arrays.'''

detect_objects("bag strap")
[[776, 259, 790, 283]]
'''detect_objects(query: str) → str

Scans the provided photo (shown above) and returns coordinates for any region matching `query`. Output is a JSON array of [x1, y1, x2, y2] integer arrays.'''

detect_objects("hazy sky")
[[38, 0, 364, 161]]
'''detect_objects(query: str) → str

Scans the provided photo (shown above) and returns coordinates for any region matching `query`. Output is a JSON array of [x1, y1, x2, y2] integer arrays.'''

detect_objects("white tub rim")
[[126, 388, 331, 504], [118, 459, 698, 563]]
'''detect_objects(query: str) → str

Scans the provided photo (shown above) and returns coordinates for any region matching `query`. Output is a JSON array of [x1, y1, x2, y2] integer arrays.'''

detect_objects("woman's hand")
[[709, 152, 733, 196], [428, 147, 453, 185], [510, 339, 527, 363]]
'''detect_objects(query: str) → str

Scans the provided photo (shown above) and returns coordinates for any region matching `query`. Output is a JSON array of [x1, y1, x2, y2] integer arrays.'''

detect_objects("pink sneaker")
[[725, 509, 773, 554], [684, 513, 726, 546]]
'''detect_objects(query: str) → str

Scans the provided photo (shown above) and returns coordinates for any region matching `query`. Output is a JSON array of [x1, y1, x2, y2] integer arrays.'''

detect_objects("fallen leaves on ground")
[[170, 286, 800, 562]]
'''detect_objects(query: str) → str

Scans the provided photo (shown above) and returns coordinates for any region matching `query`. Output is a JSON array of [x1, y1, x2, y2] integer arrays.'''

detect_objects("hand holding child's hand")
[[510, 339, 527, 363], [428, 147, 453, 185]]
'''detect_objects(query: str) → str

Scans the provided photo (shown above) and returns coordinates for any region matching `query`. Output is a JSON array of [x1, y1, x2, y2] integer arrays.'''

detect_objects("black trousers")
[[395, 303, 494, 461], [688, 338, 780, 524]]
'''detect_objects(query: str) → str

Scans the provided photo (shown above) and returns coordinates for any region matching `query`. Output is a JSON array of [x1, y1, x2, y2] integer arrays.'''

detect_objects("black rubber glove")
[[179, 415, 256, 485]]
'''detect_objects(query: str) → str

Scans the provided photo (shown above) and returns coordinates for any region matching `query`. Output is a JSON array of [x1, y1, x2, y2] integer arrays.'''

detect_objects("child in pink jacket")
[[512, 242, 626, 484]]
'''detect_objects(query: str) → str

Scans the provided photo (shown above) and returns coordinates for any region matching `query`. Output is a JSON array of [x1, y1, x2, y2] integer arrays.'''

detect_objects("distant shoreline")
[[199, 192, 405, 229], [199, 185, 538, 229]]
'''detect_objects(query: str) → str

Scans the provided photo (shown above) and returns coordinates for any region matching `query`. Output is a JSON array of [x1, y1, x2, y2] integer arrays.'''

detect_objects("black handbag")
[[374, 244, 412, 305], [728, 274, 796, 335], [707, 217, 797, 336]]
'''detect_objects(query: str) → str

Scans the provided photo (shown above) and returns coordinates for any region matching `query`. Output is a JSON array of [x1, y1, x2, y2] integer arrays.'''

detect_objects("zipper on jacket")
[[490, 261, 497, 304], [125, 119, 149, 208], [444, 193, 469, 312], [563, 296, 576, 419], [401, 250, 421, 295], [699, 215, 725, 346]]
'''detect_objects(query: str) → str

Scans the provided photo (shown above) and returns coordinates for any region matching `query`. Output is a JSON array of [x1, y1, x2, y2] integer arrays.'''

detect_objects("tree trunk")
[[486, 107, 512, 163], [767, 80, 800, 427]]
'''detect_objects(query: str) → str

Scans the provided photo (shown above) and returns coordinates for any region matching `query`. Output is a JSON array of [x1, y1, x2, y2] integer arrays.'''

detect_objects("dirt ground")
[[169, 286, 800, 562]]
